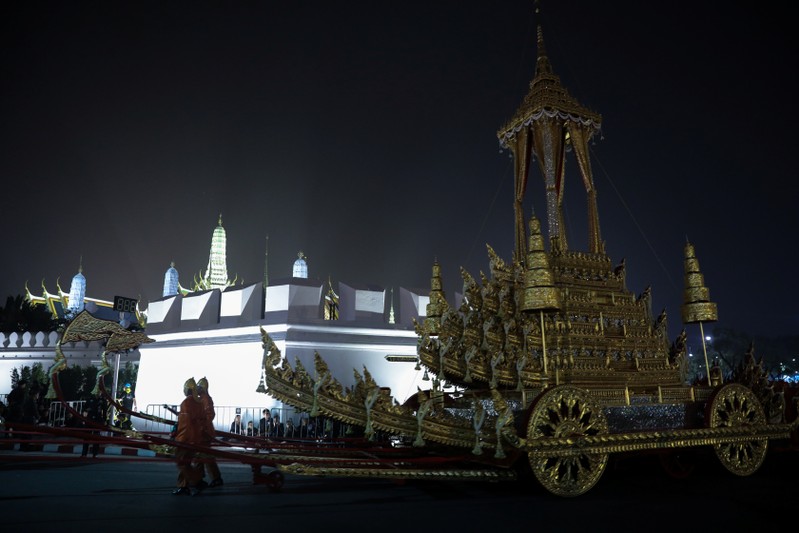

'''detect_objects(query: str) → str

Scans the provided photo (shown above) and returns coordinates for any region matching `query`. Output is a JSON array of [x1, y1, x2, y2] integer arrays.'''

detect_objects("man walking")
[[172, 378, 205, 496], [196, 377, 223, 488]]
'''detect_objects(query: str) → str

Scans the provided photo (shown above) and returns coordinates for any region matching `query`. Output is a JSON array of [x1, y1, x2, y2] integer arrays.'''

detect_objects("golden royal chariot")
[[254, 24, 798, 497], [45, 20, 797, 498]]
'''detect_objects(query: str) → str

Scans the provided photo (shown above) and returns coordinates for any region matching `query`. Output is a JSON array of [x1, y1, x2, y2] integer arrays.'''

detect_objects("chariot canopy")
[[498, 26, 603, 262]]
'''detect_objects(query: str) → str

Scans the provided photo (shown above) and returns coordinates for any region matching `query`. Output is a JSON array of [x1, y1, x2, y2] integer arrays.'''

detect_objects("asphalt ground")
[[1, 441, 797, 533]]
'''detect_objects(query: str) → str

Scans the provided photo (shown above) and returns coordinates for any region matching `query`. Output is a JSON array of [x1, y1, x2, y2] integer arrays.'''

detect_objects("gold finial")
[[680, 241, 718, 324], [255, 372, 267, 394], [521, 215, 561, 312], [681, 242, 717, 387], [424, 259, 446, 336]]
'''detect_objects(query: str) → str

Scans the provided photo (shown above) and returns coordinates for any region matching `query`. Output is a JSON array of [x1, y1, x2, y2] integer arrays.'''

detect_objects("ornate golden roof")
[[497, 26, 601, 149]]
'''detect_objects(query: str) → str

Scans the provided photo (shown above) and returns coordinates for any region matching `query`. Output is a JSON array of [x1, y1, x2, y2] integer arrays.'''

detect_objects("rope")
[[462, 157, 512, 267], [590, 145, 679, 292]]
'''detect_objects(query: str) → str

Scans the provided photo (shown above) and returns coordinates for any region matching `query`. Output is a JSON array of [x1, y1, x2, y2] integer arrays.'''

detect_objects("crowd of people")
[[1, 378, 130, 453], [63, 395, 107, 457], [1, 376, 331, 497], [3, 380, 44, 430], [226, 408, 315, 439]]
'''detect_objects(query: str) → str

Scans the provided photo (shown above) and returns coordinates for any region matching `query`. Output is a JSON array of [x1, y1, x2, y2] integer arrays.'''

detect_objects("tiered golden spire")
[[521, 215, 561, 312], [521, 214, 560, 377], [680, 242, 718, 324], [424, 260, 446, 336], [680, 241, 717, 386]]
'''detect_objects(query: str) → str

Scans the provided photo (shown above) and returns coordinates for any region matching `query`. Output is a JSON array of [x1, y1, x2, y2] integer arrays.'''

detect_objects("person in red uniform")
[[196, 377, 223, 488], [172, 377, 205, 496]]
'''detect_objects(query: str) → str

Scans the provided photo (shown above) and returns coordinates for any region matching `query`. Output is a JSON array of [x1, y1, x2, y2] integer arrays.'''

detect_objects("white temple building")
[[137, 267, 434, 427], [2, 214, 440, 432], [129, 215, 437, 427]]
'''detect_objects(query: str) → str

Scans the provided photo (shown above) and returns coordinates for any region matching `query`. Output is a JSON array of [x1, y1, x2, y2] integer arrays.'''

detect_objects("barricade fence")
[[140, 404, 340, 439], [32, 401, 342, 440], [47, 400, 86, 426]]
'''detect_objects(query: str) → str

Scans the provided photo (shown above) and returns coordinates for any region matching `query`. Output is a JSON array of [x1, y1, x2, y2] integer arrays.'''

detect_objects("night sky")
[[2, 2, 796, 343]]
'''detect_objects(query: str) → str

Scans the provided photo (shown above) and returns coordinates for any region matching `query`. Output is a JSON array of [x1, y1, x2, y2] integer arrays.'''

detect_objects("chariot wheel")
[[526, 385, 608, 497], [707, 383, 767, 476]]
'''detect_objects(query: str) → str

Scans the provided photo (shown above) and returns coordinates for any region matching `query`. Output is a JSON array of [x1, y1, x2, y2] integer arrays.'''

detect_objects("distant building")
[[6, 215, 440, 429], [189, 214, 238, 292], [24, 261, 137, 326], [162, 262, 179, 297], [136, 218, 435, 424], [66, 260, 86, 315], [292, 251, 308, 279], [138, 276, 433, 427]]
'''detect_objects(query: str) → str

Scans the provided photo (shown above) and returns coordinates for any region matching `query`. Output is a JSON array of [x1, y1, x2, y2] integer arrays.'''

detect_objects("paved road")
[[1, 444, 796, 532]]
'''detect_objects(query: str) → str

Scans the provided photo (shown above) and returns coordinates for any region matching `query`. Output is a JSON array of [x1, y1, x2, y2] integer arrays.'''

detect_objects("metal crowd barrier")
[[139, 404, 343, 439]]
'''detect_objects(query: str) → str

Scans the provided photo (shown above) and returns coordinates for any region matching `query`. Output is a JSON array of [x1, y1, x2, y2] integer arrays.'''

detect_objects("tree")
[[116, 361, 139, 396], [57, 365, 84, 400], [30, 362, 48, 389], [8, 363, 112, 401], [0, 294, 55, 333], [685, 326, 799, 384], [82, 366, 104, 400]]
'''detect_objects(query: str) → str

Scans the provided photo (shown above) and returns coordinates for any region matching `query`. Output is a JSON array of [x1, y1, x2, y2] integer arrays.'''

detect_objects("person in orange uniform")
[[196, 377, 223, 488], [172, 377, 205, 496]]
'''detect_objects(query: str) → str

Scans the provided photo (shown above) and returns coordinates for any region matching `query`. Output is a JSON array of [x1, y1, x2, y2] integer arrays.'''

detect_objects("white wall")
[[136, 340, 271, 413]]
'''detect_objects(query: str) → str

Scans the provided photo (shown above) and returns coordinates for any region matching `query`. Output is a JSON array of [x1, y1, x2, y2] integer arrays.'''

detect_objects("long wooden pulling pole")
[[699, 322, 711, 387], [540, 311, 548, 376]]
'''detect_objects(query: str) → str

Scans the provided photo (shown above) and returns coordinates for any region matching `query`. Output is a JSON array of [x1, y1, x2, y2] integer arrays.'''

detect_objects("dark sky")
[[2, 1, 796, 343]]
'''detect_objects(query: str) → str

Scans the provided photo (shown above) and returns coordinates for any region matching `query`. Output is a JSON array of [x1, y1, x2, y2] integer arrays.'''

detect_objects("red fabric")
[[198, 392, 216, 444], [175, 395, 205, 445]]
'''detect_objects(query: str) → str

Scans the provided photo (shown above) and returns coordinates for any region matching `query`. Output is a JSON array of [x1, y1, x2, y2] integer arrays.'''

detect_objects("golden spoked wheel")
[[707, 383, 767, 476], [526, 385, 608, 497]]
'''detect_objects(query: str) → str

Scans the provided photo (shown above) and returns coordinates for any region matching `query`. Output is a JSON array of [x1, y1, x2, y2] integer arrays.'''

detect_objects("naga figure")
[[439, 307, 464, 373], [311, 352, 332, 416], [364, 386, 381, 440], [471, 399, 486, 455], [414, 390, 433, 447], [491, 389, 519, 459], [462, 308, 484, 382], [461, 266, 482, 312]]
